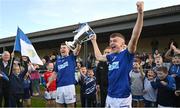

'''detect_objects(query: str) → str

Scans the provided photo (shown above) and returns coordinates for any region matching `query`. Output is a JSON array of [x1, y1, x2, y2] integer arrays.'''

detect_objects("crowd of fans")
[[0, 41, 179, 107]]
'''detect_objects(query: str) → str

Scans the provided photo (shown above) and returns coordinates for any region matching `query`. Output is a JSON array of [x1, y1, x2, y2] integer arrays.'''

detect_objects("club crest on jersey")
[[58, 61, 69, 70], [108, 61, 119, 71]]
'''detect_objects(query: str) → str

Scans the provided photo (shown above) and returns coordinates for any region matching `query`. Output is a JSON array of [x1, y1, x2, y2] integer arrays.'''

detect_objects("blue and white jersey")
[[84, 76, 96, 95], [55, 54, 76, 87], [106, 49, 134, 98]]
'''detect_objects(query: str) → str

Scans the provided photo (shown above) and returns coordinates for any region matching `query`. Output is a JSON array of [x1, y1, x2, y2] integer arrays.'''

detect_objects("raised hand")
[[136, 1, 144, 14], [160, 81, 167, 86], [170, 42, 176, 50]]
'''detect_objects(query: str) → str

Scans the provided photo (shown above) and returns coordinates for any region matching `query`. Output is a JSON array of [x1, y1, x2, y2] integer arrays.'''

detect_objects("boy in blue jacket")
[[151, 66, 176, 107]]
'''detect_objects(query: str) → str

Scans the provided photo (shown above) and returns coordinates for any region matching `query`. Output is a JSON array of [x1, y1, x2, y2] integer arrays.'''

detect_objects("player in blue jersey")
[[90, 1, 144, 107], [47, 43, 81, 107]]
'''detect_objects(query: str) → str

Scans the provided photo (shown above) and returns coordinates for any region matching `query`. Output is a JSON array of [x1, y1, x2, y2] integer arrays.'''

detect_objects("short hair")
[[80, 65, 86, 68], [2, 51, 10, 57], [110, 33, 125, 41], [77, 61, 83, 67], [87, 67, 94, 70], [46, 61, 54, 65], [157, 67, 168, 74], [133, 57, 141, 64], [60, 43, 66, 46], [157, 55, 162, 58]]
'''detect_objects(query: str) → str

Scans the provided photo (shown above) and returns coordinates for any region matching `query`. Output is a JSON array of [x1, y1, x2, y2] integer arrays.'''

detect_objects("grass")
[[31, 85, 46, 107], [31, 85, 81, 107], [31, 96, 46, 107]]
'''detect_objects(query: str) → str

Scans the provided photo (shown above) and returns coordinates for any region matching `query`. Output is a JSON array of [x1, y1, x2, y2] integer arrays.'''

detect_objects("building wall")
[[2, 35, 179, 58], [36, 34, 180, 58], [137, 35, 180, 53]]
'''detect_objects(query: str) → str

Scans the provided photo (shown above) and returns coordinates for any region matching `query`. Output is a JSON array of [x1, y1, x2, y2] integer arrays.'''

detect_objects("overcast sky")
[[0, 0, 180, 39]]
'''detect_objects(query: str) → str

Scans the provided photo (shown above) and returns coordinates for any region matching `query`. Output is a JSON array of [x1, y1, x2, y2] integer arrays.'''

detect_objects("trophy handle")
[[65, 41, 76, 51]]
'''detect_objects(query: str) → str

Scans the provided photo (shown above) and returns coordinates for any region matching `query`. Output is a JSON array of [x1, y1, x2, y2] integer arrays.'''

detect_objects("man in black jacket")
[[0, 51, 11, 107], [96, 47, 111, 107]]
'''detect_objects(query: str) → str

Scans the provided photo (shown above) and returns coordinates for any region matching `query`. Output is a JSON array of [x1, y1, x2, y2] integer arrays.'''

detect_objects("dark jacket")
[[0, 59, 10, 94], [151, 75, 176, 107], [9, 63, 28, 95], [96, 61, 108, 89]]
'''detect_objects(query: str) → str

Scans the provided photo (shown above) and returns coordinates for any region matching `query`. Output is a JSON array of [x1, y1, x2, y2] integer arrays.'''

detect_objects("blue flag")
[[14, 28, 43, 65]]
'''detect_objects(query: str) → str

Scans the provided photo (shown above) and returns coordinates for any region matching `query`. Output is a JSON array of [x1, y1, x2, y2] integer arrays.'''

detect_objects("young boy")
[[143, 69, 157, 107], [151, 66, 176, 107], [44, 62, 57, 107], [165, 43, 180, 107], [153, 56, 164, 71], [169, 55, 180, 77], [79, 66, 87, 107], [169, 54, 180, 107], [82, 68, 97, 107], [9, 59, 28, 107], [129, 59, 145, 107]]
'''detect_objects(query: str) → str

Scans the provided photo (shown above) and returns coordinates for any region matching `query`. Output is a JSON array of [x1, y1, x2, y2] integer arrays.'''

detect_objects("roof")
[[1, 4, 180, 47]]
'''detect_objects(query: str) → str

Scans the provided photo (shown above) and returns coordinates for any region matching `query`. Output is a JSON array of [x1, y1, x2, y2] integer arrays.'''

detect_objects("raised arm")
[[91, 35, 107, 61], [165, 42, 180, 60], [165, 43, 173, 60], [140, 66, 145, 79], [128, 1, 144, 54], [171, 42, 180, 54]]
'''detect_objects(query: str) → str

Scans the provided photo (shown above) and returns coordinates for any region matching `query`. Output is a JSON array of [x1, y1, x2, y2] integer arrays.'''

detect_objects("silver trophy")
[[65, 23, 95, 51]]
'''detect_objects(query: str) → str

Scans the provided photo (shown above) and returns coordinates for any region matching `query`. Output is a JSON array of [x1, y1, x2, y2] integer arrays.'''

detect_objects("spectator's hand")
[[160, 81, 167, 86], [171, 74, 177, 78], [96, 85, 100, 93], [11, 52, 14, 58], [46, 82, 50, 88], [28, 62, 32, 65], [170, 42, 174, 49], [170, 42, 176, 50], [136, 1, 144, 14]]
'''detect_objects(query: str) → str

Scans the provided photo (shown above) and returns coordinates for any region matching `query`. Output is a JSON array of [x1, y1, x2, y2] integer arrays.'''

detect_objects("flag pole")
[[8, 35, 16, 76], [8, 50, 14, 75], [8, 27, 19, 75]]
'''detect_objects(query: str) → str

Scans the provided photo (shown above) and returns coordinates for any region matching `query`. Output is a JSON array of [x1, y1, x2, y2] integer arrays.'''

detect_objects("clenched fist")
[[136, 1, 144, 14]]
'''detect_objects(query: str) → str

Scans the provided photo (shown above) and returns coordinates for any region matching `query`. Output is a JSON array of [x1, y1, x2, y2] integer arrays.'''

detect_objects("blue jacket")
[[151, 75, 176, 106]]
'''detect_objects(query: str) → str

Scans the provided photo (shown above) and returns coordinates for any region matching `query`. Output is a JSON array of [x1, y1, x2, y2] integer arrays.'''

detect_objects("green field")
[[31, 85, 81, 107]]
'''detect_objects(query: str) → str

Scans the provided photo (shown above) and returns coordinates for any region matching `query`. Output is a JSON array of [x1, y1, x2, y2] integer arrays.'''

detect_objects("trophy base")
[[65, 41, 76, 51]]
